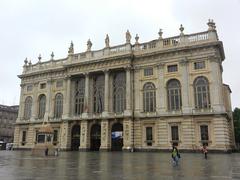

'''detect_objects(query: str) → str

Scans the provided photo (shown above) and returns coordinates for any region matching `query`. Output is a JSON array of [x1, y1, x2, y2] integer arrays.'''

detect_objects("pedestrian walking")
[[171, 145, 180, 166], [202, 145, 208, 159]]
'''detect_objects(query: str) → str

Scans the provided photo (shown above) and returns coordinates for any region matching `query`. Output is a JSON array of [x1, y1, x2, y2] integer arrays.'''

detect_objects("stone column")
[[133, 67, 141, 116], [180, 58, 191, 114], [100, 120, 110, 151], [63, 76, 71, 119], [17, 84, 25, 121], [32, 83, 38, 120], [124, 66, 132, 116], [102, 70, 109, 117], [82, 73, 89, 118], [209, 56, 225, 112], [157, 63, 166, 113], [79, 120, 89, 151], [44, 80, 52, 121], [60, 121, 71, 150]]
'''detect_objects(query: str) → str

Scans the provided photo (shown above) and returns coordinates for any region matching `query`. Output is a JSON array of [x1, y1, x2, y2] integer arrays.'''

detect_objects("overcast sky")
[[0, 0, 239, 108]]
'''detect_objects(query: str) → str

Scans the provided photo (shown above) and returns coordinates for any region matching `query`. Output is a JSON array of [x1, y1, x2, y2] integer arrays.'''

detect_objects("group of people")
[[45, 147, 60, 156], [171, 145, 208, 166]]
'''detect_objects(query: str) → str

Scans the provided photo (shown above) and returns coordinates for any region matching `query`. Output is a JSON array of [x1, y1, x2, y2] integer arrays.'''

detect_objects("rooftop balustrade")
[[22, 20, 219, 75]]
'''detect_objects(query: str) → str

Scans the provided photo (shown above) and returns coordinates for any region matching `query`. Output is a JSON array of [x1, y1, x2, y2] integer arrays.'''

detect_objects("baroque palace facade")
[[14, 20, 235, 151]]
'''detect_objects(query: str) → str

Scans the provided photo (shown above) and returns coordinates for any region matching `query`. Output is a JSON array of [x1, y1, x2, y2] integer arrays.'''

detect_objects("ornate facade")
[[14, 20, 235, 151]]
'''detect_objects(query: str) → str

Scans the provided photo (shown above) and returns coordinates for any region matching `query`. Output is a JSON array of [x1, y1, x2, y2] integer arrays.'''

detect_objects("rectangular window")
[[40, 83, 46, 89], [37, 134, 45, 143], [194, 61, 205, 70], [200, 125, 209, 146], [27, 85, 33, 91], [144, 67, 153, 76], [53, 130, 58, 145], [167, 65, 178, 72], [56, 80, 63, 88], [146, 127, 153, 146], [171, 126, 179, 141], [22, 131, 26, 146]]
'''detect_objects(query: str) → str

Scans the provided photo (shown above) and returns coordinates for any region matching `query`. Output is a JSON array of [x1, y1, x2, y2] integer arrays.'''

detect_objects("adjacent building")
[[13, 20, 235, 151], [0, 105, 18, 143]]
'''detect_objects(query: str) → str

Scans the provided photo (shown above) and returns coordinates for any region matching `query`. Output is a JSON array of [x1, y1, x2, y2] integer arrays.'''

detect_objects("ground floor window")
[[171, 126, 179, 146], [53, 130, 58, 146], [200, 125, 209, 146], [22, 131, 26, 146], [146, 127, 153, 146]]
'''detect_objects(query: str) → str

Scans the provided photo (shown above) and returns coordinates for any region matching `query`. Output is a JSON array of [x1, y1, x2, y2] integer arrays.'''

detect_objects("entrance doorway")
[[71, 124, 80, 151], [90, 124, 101, 151], [111, 123, 123, 151]]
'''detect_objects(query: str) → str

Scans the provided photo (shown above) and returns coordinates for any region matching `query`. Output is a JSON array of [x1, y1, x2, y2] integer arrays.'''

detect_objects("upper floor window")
[[194, 77, 210, 109], [40, 83, 46, 89], [38, 94, 46, 119], [143, 82, 156, 112], [113, 72, 126, 113], [93, 75, 104, 113], [144, 67, 153, 76], [75, 78, 85, 115], [167, 79, 182, 111], [56, 80, 63, 88], [167, 64, 178, 73], [24, 96, 32, 120], [27, 85, 33, 92], [54, 93, 63, 118], [194, 61, 205, 70]]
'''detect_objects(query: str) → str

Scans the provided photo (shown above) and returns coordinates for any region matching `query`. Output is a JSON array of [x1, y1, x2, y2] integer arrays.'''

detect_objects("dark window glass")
[[143, 82, 156, 112], [75, 78, 85, 115], [144, 68, 153, 76], [194, 77, 210, 109], [167, 65, 178, 72], [38, 94, 46, 119], [200, 125, 209, 141], [167, 79, 182, 111], [171, 126, 179, 141], [54, 93, 63, 118], [40, 83, 46, 89], [37, 134, 45, 143], [146, 127, 153, 146], [22, 131, 26, 146], [113, 72, 126, 113], [93, 75, 104, 113], [24, 96, 32, 120], [194, 61, 205, 70]]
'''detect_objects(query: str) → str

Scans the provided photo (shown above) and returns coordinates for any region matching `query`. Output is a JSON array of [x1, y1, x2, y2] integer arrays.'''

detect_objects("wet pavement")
[[0, 151, 239, 180]]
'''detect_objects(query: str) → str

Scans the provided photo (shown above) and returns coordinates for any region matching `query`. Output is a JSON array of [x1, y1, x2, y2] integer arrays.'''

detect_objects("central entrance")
[[111, 123, 123, 151], [71, 124, 80, 151], [90, 124, 101, 151]]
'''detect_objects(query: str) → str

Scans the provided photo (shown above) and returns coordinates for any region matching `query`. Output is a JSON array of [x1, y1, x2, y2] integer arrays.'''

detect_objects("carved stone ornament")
[[126, 30, 131, 44], [105, 34, 110, 48], [87, 39, 92, 51], [68, 41, 74, 54]]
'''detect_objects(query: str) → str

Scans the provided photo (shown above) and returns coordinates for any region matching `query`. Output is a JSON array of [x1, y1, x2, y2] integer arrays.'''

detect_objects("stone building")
[[0, 105, 18, 143], [14, 20, 235, 151]]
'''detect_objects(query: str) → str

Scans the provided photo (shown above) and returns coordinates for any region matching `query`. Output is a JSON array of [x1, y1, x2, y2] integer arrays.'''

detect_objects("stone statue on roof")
[[126, 30, 131, 44], [105, 34, 110, 48], [87, 39, 92, 51]]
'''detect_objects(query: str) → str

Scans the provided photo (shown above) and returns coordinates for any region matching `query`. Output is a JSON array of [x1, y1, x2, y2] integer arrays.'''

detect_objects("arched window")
[[24, 96, 32, 120], [38, 94, 46, 119], [143, 82, 156, 112], [93, 75, 104, 113], [167, 79, 182, 111], [194, 76, 210, 109], [54, 93, 63, 118], [75, 78, 85, 115], [113, 72, 126, 113]]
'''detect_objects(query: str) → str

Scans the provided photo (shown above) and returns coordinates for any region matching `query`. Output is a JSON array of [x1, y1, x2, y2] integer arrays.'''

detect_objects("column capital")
[[103, 69, 109, 74], [157, 63, 165, 69], [179, 57, 189, 66], [64, 75, 71, 80], [84, 72, 89, 77], [125, 65, 132, 71]]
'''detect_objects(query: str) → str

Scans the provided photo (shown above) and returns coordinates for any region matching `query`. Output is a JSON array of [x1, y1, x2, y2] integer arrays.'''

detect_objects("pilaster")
[[63, 76, 71, 119], [79, 120, 89, 150], [157, 63, 166, 114], [102, 70, 109, 117], [124, 66, 132, 116], [82, 73, 89, 118], [100, 120, 110, 151], [123, 118, 133, 151]]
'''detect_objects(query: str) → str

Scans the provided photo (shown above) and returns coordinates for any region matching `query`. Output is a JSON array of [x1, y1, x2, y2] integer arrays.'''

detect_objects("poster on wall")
[[111, 131, 123, 139]]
